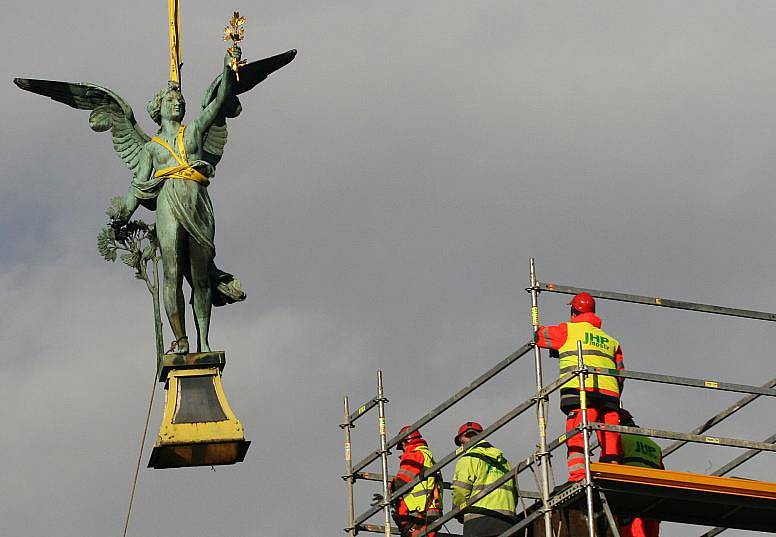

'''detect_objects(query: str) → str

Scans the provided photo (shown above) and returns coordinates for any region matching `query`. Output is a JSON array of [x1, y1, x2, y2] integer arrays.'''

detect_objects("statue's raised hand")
[[200, 48, 297, 167], [227, 46, 242, 64]]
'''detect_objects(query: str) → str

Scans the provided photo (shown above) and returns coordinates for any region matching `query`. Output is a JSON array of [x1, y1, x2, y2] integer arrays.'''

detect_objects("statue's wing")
[[14, 78, 151, 178], [200, 49, 297, 167]]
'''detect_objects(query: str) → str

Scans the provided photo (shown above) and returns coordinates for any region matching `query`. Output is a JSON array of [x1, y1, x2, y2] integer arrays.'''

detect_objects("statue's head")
[[147, 81, 185, 125]]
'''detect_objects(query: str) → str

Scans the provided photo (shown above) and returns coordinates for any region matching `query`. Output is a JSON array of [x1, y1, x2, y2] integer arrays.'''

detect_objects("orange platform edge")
[[590, 462, 776, 501]]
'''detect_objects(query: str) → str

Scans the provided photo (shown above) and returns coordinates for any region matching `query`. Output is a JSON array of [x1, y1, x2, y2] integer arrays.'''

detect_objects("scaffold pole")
[[588, 423, 776, 453], [696, 431, 776, 537], [353, 373, 575, 529], [577, 340, 596, 537], [529, 258, 554, 537], [351, 343, 533, 476], [344, 261, 776, 537], [343, 396, 357, 537], [376, 371, 392, 537], [663, 376, 776, 458], [538, 282, 776, 322], [598, 492, 622, 537], [712, 431, 776, 477], [349, 396, 379, 426], [582, 367, 776, 398]]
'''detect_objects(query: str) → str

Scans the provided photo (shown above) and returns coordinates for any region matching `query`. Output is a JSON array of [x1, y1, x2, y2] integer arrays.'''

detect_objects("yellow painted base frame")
[[149, 367, 250, 469]]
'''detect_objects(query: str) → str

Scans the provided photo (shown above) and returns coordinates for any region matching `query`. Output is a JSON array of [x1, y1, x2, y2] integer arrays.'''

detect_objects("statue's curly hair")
[[147, 81, 182, 125]]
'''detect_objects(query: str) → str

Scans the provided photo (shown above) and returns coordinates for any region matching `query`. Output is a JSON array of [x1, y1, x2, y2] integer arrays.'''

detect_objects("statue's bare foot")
[[175, 336, 189, 354]]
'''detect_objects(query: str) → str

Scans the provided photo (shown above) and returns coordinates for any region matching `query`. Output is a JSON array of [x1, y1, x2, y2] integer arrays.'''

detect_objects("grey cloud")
[[3, 3, 776, 537]]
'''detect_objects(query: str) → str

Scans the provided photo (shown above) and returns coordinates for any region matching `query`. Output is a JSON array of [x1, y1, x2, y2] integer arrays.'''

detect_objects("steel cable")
[[122, 374, 158, 537]]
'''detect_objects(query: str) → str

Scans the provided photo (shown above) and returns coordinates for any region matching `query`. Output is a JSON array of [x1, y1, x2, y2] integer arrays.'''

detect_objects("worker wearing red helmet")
[[535, 292, 625, 481], [451, 421, 517, 537], [388, 426, 443, 537], [618, 409, 663, 537]]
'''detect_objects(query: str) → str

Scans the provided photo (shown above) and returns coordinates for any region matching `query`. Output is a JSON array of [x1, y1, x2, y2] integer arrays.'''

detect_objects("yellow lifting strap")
[[152, 125, 210, 185], [168, 0, 181, 85]]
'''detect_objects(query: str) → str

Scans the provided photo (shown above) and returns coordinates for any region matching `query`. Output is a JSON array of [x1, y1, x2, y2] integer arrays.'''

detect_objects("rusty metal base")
[[158, 351, 226, 382], [148, 439, 250, 469]]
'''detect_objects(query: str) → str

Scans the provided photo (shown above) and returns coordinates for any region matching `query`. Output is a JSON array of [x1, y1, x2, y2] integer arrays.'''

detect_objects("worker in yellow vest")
[[451, 421, 517, 537], [388, 426, 443, 537], [535, 292, 625, 481], [619, 409, 662, 537]]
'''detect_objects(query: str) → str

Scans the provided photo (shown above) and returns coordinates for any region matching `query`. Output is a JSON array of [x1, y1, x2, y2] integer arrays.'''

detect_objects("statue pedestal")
[[149, 351, 250, 469], [158, 351, 226, 383]]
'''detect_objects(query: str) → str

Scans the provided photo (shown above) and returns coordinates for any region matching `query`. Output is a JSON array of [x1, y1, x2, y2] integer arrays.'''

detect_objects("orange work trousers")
[[565, 407, 622, 481], [621, 517, 659, 537], [395, 514, 437, 537]]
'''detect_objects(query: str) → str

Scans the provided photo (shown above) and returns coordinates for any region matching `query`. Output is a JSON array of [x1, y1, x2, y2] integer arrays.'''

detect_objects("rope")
[[122, 373, 158, 537]]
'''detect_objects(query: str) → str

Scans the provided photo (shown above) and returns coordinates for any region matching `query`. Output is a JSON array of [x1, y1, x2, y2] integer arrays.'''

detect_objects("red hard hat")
[[455, 421, 483, 446], [398, 425, 422, 448], [569, 292, 596, 314]]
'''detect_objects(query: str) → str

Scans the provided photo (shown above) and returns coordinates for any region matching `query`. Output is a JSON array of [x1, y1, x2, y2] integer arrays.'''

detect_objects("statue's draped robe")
[[131, 125, 244, 306]]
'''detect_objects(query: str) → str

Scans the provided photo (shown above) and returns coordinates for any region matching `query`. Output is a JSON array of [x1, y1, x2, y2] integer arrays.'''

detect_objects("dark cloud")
[[3, 3, 776, 537]]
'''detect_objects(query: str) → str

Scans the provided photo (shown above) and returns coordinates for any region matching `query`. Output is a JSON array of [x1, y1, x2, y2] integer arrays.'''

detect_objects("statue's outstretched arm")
[[190, 49, 240, 138], [197, 49, 296, 169]]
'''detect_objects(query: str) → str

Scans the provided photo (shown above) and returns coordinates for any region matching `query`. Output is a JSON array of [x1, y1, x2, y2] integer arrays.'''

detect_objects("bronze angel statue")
[[15, 47, 297, 354]]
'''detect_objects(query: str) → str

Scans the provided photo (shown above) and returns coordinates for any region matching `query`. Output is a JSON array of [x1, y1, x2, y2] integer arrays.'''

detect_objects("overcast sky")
[[3, 2, 776, 536]]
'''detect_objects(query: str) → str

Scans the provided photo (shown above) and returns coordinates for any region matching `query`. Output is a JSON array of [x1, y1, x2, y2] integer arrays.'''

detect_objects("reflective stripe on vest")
[[621, 434, 662, 469], [403, 445, 442, 512], [558, 322, 620, 398]]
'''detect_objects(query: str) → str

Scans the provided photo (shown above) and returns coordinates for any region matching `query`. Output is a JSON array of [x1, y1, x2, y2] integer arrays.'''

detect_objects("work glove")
[[371, 493, 384, 507]]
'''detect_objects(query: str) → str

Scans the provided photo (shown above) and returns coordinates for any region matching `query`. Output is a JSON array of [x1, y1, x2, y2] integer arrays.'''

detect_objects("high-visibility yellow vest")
[[451, 443, 516, 522], [558, 322, 620, 397], [403, 445, 443, 513], [622, 434, 663, 469]]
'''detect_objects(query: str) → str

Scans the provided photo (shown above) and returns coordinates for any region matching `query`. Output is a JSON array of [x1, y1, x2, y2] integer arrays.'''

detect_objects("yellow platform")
[[590, 462, 776, 531]]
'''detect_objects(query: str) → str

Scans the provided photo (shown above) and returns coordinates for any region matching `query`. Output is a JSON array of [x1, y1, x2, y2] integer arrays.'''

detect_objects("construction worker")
[[451, 421, 517, 537], [619, 409, 662, 537], [388, 426, 443, 537], [535, 292, 625, 481]]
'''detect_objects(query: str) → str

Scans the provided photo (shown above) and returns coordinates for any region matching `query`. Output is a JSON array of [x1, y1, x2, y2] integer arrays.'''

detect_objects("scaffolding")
[[341, 259, 776, 537]]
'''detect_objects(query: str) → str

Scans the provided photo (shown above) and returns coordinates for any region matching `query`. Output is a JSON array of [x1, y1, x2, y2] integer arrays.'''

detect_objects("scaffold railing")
[[341, 259, 776, 537]]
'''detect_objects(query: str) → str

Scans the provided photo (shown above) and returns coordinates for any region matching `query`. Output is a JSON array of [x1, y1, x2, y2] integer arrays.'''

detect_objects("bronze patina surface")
[[14, 15, 296, 356]]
